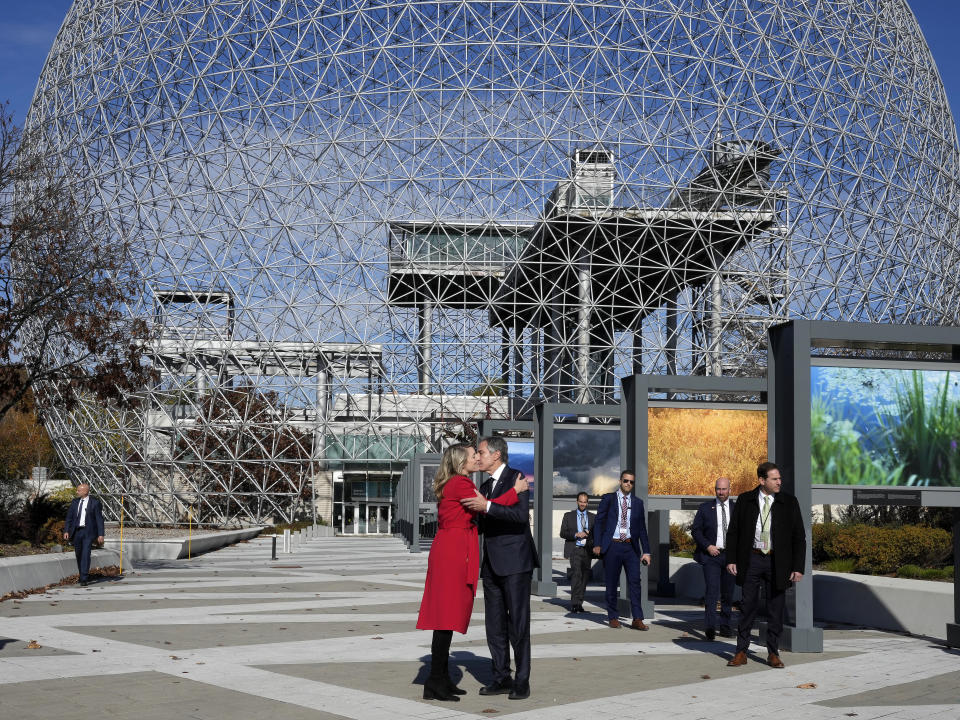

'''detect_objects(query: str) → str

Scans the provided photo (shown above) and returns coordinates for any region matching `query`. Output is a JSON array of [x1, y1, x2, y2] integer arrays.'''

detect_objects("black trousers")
[[701, 550, 735, 629], [73, 525, 96, 581], [482, 559, 532, 685], [736, 552, 787, 655], [568, 546, 592, 606]]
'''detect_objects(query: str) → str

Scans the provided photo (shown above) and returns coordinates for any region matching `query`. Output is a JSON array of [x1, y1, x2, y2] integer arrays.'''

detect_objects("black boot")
[[423, 676, 458, 701], [444, 659, 467, 696], [424, 630, 459, 701]]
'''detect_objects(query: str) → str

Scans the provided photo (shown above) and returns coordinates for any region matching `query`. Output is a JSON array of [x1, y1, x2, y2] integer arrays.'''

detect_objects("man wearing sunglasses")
[[592, 470, 652, 629]]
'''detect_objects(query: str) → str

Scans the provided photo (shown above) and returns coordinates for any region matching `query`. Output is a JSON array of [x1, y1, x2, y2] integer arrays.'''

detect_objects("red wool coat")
[[416, 475, 517, 633]]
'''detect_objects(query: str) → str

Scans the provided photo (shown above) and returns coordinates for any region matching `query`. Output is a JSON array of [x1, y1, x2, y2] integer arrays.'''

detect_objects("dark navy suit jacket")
[[594, 491, 651, 557], [65, 496, 105, 540], [691, 498, 735, 564], [477, 465, 539, 576]]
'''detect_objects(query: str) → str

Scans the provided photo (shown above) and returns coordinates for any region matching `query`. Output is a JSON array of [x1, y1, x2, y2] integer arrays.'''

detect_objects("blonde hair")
[[433, 445, 471, 501]]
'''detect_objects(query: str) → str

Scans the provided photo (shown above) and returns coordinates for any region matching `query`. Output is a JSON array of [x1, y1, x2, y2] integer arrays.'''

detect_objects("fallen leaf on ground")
[[26, 640, 41, 649], [797, 682, 817, 689]]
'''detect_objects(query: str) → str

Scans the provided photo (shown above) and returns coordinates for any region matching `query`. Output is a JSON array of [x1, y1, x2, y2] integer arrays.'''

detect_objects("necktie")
[[760, 495, 771, 553], [619, 495, 628, 540], [720, 502, 727, 543]]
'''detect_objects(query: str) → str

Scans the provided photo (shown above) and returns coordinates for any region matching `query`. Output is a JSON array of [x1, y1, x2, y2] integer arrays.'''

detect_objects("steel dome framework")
[[22, 0, 960, 526]]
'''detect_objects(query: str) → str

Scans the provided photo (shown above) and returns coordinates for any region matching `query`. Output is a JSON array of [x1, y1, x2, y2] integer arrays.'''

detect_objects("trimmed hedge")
[[812, 523, 952, 575]]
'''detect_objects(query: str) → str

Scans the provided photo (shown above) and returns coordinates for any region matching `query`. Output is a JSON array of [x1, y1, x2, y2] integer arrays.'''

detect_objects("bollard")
[[283, 529, 291, 553], [271, 535, 277, 561]]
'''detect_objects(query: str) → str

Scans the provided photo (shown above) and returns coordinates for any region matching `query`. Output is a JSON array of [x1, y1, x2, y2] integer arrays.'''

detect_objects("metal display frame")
[[768, 319, 960, 649], [624, 375, 768, 616], [393, 452, 441, 553]]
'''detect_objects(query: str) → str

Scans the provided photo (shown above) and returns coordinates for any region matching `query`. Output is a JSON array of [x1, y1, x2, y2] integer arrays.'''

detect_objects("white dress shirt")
[[753, 491, 773, 550], [485, 463, 507, 512], [714, 499, 730, 549], [611, 490, 632, 540]]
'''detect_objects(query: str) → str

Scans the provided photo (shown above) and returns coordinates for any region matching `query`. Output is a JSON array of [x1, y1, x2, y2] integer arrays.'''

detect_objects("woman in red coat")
[[417, 444, 527, 701]]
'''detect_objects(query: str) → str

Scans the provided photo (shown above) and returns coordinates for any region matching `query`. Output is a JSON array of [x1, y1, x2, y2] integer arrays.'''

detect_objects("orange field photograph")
[[648, 407, 767, 496]]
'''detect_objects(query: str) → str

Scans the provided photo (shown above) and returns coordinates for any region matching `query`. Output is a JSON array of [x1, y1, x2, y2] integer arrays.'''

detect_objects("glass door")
[[367, 504, 390, 534], [342, 504, 358, 535]]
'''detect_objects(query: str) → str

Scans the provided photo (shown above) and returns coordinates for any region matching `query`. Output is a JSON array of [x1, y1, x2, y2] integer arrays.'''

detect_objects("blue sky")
[[2, 1, 959, 135]]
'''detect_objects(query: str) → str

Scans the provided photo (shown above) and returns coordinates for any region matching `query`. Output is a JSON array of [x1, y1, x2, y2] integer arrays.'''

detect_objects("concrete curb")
[[102, 527, 263, 561], [0, 549, 124, 598]]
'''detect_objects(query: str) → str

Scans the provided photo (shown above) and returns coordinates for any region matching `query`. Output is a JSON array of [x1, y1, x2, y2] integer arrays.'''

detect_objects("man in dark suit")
[[691, 476, 736, 640], [559, 492, 594, 613], [592, 470, 651, 629], [63, 481, 105, 586], [724, 462, 806, 669], [461, 435, 538, 700]]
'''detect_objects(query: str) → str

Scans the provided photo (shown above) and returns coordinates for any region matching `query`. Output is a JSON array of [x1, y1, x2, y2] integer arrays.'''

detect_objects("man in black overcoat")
[[724, 462, 805, 669]]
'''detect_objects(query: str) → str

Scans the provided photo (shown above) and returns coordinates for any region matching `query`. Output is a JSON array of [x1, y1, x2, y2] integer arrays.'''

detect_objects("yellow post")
[[119, 494, 124, 576], [188, 506, 193, 559]]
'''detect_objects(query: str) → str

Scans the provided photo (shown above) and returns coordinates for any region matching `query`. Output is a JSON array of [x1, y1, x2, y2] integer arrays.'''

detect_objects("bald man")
[[691, 477, 736, 640], [63, 482, 105, 586]]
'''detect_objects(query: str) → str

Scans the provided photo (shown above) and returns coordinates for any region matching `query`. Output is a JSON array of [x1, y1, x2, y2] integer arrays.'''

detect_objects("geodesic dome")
[[23, 0, 960, 525]]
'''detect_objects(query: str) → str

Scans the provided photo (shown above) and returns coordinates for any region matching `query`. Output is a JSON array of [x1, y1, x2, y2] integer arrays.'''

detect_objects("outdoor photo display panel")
[[508, 439, 535, 489], [553, 427, 620, 497], [647, 407, 766, 496], [811, 365, 960, 487]]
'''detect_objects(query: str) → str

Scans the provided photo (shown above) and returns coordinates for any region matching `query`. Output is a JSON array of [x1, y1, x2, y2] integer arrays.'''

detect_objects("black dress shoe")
[[508, 683, 530, 700], [79, 580, 88, 587], [571, 604, 583, 613], [478, 680, 513, 695], [705, 628, 716, 641], [719, 625, 735, 638], [423, 678, 459, 701]]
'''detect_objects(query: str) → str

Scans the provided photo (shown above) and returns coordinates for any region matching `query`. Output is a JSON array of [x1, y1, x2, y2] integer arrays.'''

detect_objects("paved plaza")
[[1, 535, 958, 720]]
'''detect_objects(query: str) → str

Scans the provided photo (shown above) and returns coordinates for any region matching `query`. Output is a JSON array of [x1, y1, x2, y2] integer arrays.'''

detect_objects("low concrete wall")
[[812, 571, 953, 640], [102, 527, 263, 561], [0, 549, 125, 598], [666, 556, 953, 640]]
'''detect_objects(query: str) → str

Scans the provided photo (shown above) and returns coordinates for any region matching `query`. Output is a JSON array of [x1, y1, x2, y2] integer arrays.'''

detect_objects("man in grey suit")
[[559, 492, 594, 613]]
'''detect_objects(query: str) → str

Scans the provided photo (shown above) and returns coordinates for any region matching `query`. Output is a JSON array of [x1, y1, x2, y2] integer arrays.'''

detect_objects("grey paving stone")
[[0, 535, 957, 720], [0, 635, 79, 657], [816, 668, 960, 707], [0, 671, 351, 720], [68, 621, 422, 649]]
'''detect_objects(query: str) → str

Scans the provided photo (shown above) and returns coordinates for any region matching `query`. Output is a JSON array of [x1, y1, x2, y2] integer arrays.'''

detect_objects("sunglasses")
[[621, 479, 635, 484]]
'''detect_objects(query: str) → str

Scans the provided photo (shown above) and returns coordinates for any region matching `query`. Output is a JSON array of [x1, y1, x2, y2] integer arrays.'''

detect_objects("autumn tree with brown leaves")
[[0, 102, 155, 423]]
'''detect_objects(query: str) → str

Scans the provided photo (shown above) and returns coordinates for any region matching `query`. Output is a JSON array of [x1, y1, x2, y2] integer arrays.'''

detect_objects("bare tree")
[[170, 388, 314, 525], [0, 102, 155, 422]]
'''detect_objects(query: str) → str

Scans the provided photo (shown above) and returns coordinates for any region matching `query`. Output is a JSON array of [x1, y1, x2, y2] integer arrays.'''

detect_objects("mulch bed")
[[0, 544, 67, 558]]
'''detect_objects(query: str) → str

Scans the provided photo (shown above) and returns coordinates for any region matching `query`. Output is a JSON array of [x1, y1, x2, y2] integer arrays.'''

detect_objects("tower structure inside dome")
[[389, 141, 787, 412]]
